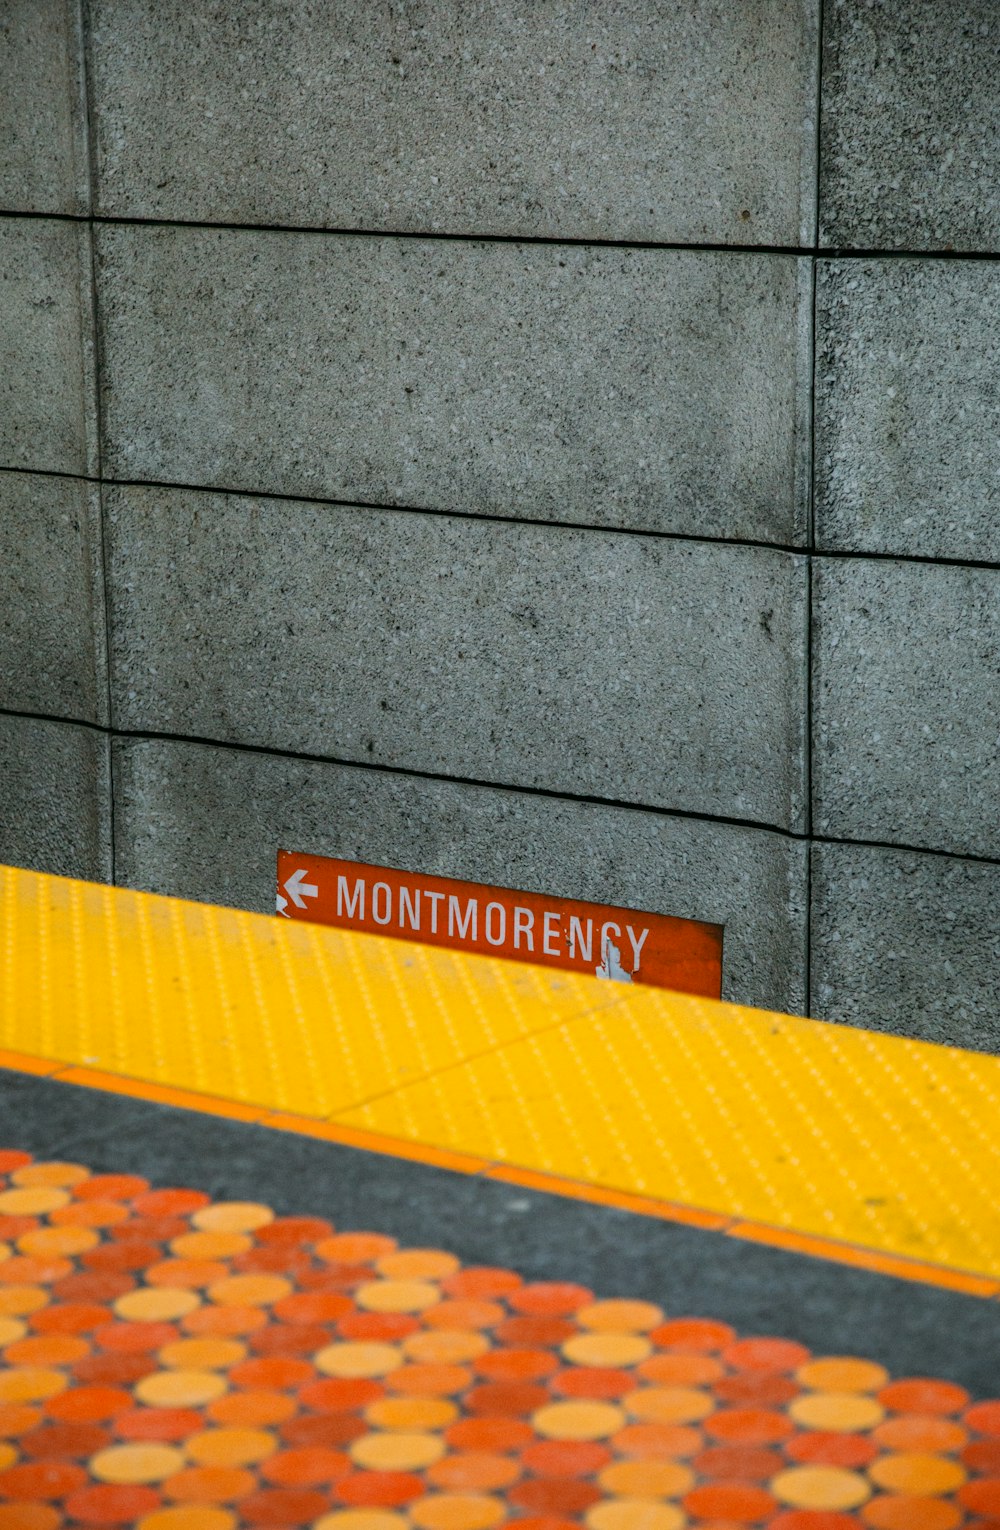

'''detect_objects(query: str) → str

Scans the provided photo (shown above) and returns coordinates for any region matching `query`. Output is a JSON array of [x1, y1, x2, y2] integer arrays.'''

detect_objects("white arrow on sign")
[[284, 867, 319, 910]]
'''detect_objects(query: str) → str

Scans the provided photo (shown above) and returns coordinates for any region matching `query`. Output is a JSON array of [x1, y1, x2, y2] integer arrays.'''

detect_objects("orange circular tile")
[[206, 1274, 291, 1308], [0, 1459, 87, 1498], [638, 1353, 722, 1386], [718, 1375, 798, 1406], [135, 1370, 229, 1408], [0, 1153, 32, 1174], [598, 1459, 694, 1498], [365, 1397, 457, 1432], [186, 1427, 278, 1467], [785, 1432, 877, 1469], [49, 1384, 132, 1421], [684, 1482, 778, 1521], [191, 1203, 273, 1234], [771, 1465, 871, 1510], [0, 1287, 47, 1318], [164, 1465, 255, 1502], [356, 1281, 441, 1314], [962, 1438, 1000, 1473], [96, 1320, 177, 1355], [510, 1477, 602, 1515], [706, 1407, 795, 1444], [585, 1500, 685, 1530], [159, 1338, 246, 1371], [966, 1402, 1000, 1437], [508, 1284, 592, 1317], [771, 1515, 862, 1530], [577, 1302, 664, 1334], [341, 1314, 419, 1343], [116, 1407, 204, 1442], [272, 1290, 352, 1326], [610, 1422, 702, 1459], [522, 1439, 611, 1477], [32, 1299, 110, 1334], [137, 1507, 236, 1530], [692, 1442, 783, 1479], [0, 1403, 43, 1438], [623, 1387, 714, 1425], [183, 1304, 265, 1338], [91, 1443, 187, 1483], [724, 1338, 811, 1373], [262, 1445, 349, 1485], [376, 1251, 460, 1281], [300, 1378, 384, 1414], [424, 1302, 504, 1332], [115, 1289, 201, 1323], [532, 1401, 626, 1441], [555, 1367, 634, 1401], [4, 1332, 88, 1366], [0, 1254, 72, 1284], [651, 1319, 735, 1353], [18, 1225, 98, 1258], [0, 1189, 69, 1217], [170, 1232, 252, 1262], [443, 1269, 522, 1301], [314, 1512, 407, 1530], [388, 1364, 471, 1397], [477, 1349, 558, 1383], [445, 1419, 535, 1454], [52, 1198, 129, 1229], [317, 1234, 397, 1263], [467, 1382, 549, 1416], [869, 1452, 966, 1496], [0, 1504, 62, 1529], [64, 1482, 162, 1522], [403, 1332, 488, 1366], [427, 1453, 521, 1492], [21, 1418, 109, 1458], [75, 1175, 149, 1203], [958, 1480, 1000, 1516], [336, 1469, 425, 1506], [12, 1162, 89, 1190], [316, 1343, 403, 1379], [790, 1393, 885, 1433], [0, 1367, 67, 1403], [408, 1492, 506, 1530], [209, 1388, 296, 1426], [562, 1334, 651, 1369], [878, 1381, 969, 1416], [351, 1432, 446, 1471], [874, 1416, 967, 1453], [798, 1359, 889, 1394], [862, 1494, 962, 1529]]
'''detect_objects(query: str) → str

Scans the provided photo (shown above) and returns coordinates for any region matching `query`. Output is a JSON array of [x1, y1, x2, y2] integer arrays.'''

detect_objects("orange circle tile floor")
[[1, 1147, 999, 1530]]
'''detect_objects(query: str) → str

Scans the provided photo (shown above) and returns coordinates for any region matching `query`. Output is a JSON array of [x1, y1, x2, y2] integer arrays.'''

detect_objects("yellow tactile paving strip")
[[2, 866, 1000, 1288]]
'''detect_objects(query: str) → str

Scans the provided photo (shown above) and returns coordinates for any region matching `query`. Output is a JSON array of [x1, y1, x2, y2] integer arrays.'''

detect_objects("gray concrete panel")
[[820, 0, 1000, 252], [0, 472, 106, 723], [812, 842, 1000, 1055], [107, 486, 807, 832], [90, 0, 818, 247], [814, 558, 1000, 860], [97, 226, 811, 546], [0, 218, 96, 475], [113, 736, 808, 1015], [0, 714, 111, 882], [815, 259, 1000, 562], [0, 0, 88, 215]]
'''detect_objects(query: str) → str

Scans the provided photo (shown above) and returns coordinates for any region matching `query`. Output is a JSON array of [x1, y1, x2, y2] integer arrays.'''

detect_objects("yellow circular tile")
[[403, 1331, 488, 1365], [408, 1494, 506, 1530], [0, 1367, 68, 1402], [0, 1317, 27, 1346], [797, 1358, 889, 1393], [160, 1337, 247, 1371], [170, 1231, 252, 1261], [116, 1288, 201, 1322], [91, 1443, 186, 1483], [315, 1343, 403, 1378], [0, 1286, 47, 1317], [0, 1443, 16, 1472], [138, 1509, 235, 1530], [623, 1387, 714, 1424], [598, 1461, 694, 1499], [206, 1274, 291, 1308], [191, 1202, 274, 1234], [577, 1301, 664, 1333], [12, 1162, 89, 1189], [351, 1431, 446, 1471], [376, 1250, 460, 1281], [772, 1466, 872, 1510], [868, 1452, 967, 1496], [186, 1427, 277, 1467], [562, 1334, 652, 1369], [790, 1391, 885, 1433], [356, 1280, 441, 1313], [18, 1225, 99, 1258], [0, 1187, 70, 1216], [314, 1514, 407, 1530], [365, 1397, 458, 1431], [0, 1244, 10, 1264], [586, 1501, 685, 1530], [532, 1401, 626, 1440], [136, 1369, 229, 1408]]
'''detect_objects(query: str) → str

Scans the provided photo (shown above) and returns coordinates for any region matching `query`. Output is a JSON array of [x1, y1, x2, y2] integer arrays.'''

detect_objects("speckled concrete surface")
[[0, 715, 111, 883], [0, 0, 88, 215]]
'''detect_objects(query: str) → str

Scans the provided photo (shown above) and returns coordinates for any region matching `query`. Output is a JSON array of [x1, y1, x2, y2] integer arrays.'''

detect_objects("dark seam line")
[[5, 464, 1000, 574], [803, 0, 824, 1021], [1, 206, 998, 262], [3, 704, 999, 871]]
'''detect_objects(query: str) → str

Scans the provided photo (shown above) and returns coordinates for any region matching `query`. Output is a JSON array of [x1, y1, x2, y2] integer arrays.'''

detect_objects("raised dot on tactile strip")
[[191, 1202, 274, 1234], [136, 1370, 228, 1408], [562, 1334, 651, 1369], [91, 1442, 186, 1482], [351, 1431, 446, 1471], [315, 1343, 403, 1378], [868, 1451, 967, 1495], [577, 1301, 664, 1334], [790, 1392, 885, 1432], [116, 1289, 201, 1322], [532, 1402, 626, 1440], [586, 1500, 685, 1530]]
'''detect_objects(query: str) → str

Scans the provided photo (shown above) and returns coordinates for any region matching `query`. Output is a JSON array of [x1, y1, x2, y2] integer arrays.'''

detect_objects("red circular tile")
[[964, 1441, 1000, 1474], [273, 1292, 352, 1326], [234, 1246, 315, 1276], [651, 1320, 736, 1353], [772, 1515, 862, 1530], [74, 1353, 156, 1386], [692, 1444, 783, 1480], [0, 1459, 88, 1499], [967, 1404, 1000, 1438], [117, 1409, 205, 1443], [73, 1175, 149, 1203], [510, 1477, 602, 1514], [443, 1269, 523, 1300], [30, 1303, 108, 1335], [0, 1153, 32, 1175], [249, 1323, 329, 1358], [230, 1357, 314, 1391], [962, 1482, 1000, 1516], [299, 1378, 383, 1413], [84, 1242, 161, 1274], [723, 1338, 811, 1373], [520, 1441, 611, 1478], [495, 1318, 576, 1349], [132, 1190, 210, 1218], [879, 1379, 969, 1415], [63, 1482, 161, 1523], [446, 1420, 535, 1454], [551, 1368, 633, 1400], [716, 1373, 800, 1406], [477, 1352, 558, 1383], [705, 1409, 795, 1444], [95, 1321, 178, 1354], [465, 1383, 550, 1417], [111, 1218, 187, 1244], [507, 1285, 592, 1317], [610, 1423, 702, 1459], [261, 1446, 350, 1485], [335, 1471, 425, 1506], [786, 1432, 879, 1469], [256, 1218, 333, 1247], [235, 1487, 331, 1523], [20, 1422, 110, 1458], [684, 1481, 779, 1522], [48, 1386, 132, 1423], [339, 1313, 419, 1343], [281, 1416, 366, 1450], [50, 1273, 133, 1304]]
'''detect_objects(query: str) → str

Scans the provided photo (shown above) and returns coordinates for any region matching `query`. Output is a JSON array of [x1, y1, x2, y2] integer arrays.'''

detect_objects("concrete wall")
[[2, 0, 997, 1040]]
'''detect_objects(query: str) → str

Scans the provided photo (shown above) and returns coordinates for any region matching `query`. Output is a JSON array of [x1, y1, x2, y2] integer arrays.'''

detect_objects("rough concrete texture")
[[0, 0, 88, 215], [107, 486, 808, 832], [820, 0, 1000, 252], [812, 843, 1000, 1054], [0, 472, 106, 723], [90, 0, 818, 247], [0, 714, 111, 882], [815, 259, 1000, 562], [0, 218, 95, 475], [97, 226, 811, 546], [112, 735, 809, 1015], [814, 558, 1000, 860]]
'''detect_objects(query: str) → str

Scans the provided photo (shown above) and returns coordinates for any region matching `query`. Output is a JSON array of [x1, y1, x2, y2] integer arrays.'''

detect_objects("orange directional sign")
[[277, 851, 723, 998]]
